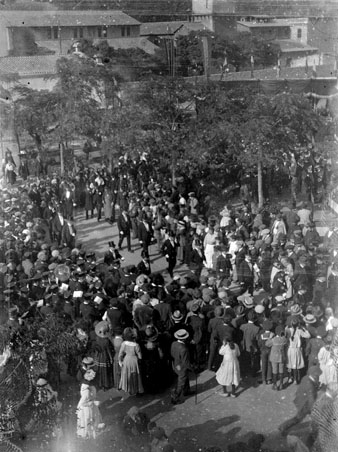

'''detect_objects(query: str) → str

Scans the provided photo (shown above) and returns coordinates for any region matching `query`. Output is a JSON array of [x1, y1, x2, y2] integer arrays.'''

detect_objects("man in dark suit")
[[238, 253, 254, 294], [79, 294, 98, 324], [161, 231, 179, 278], [117, 209, 133, 252], [105, 298, 126, 332], [138, 215, 153, 257], [170, 328, 194, 404], [51, 207, 64, 245], [240, 310, 260, 377], [207, 306, 226, 371], [61, 220, 76, 249]]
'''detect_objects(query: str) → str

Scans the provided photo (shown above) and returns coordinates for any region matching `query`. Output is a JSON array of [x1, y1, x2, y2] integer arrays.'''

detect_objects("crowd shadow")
[[168, 415, 241, 452]]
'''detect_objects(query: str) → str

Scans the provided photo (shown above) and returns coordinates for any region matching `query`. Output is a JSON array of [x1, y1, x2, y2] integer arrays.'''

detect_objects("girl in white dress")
[[216, 340, 241, 397]]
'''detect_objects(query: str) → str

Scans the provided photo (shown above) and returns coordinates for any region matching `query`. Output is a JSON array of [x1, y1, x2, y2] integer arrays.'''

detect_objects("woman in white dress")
[[203, 225, 218, 270], [77, 370, 105, 439], [216, 340, 241, 397]]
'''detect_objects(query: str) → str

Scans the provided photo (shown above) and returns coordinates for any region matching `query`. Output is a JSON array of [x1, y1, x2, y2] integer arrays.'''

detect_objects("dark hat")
[[109, 298, 119, 308], [214, 306, 224, 318], [262, 320, 273, 331], [145, 324, 159, 341], [312, 305, 323, 318], [174, 329, 189, 340], [247, 310, 256, 321], [316, 325, 327, 339], [275, 325, 285, 336], [108, 241, 115, 248]]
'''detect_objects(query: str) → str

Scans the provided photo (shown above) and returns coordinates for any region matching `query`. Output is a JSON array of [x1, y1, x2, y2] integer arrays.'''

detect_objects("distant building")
[[140, 21, 206, 45], [0, 10, 144, 57], [237, 16, 291, 40]]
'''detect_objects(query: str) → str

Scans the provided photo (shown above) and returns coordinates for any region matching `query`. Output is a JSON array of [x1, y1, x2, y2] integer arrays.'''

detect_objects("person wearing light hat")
[[76, 370, 105, 439], [170, 328, 194, 404]]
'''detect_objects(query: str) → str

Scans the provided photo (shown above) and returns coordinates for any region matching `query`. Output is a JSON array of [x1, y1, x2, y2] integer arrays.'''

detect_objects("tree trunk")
[[60, 142, 65, 176], [257, 159, 264, 208]]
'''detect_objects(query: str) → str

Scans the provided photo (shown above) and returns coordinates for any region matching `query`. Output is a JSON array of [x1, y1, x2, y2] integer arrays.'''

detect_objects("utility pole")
[[58, 21, 62, 55]]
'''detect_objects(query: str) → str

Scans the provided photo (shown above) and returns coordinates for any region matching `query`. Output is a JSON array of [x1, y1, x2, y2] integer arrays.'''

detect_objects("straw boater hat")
[[174, 329, 189, 341], [303, 314, 316, 324], [171, 310, 184, 322], [290, 304, 302, 316]]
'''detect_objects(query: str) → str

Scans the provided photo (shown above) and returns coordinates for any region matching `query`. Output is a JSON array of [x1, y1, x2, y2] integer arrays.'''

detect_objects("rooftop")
[[237, 19, 291, 28], [105, 37, 159, 54], [0, 10, 140, 27], [140, 21, 185, 36], [210, 64, 336, 81], [0, 54, 61, 76], [276, 39, 318, 53]]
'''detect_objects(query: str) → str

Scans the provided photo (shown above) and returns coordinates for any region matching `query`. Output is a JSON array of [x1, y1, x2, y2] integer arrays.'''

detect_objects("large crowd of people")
[[0, 150, 338, 451]]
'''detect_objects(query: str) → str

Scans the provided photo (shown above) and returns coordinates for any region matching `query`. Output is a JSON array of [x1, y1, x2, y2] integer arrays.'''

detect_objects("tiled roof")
[[104, 37, 159, 54], [237, 20, 291, 28], [276, 39, 318, 53], [140, 21, 206, 37], [0, 55, 61, 76], [0, 10, 140, 27], [140, 21, 185, 36]]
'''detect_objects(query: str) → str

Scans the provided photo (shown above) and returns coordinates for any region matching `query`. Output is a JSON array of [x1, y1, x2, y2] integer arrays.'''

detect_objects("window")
[[121, 26, 130, 37], [297, 28, 302, 39], [47, 27, 59, 40], [73, 27, 83, 39], [97, 26, 107, 38]]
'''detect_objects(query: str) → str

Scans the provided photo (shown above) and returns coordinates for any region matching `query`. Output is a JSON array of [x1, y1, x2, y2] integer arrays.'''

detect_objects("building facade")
[[0, 10, 141, 57]]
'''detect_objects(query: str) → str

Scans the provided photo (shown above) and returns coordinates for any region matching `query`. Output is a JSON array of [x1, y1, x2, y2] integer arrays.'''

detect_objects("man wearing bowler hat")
[[170, 328, 194, 404]]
